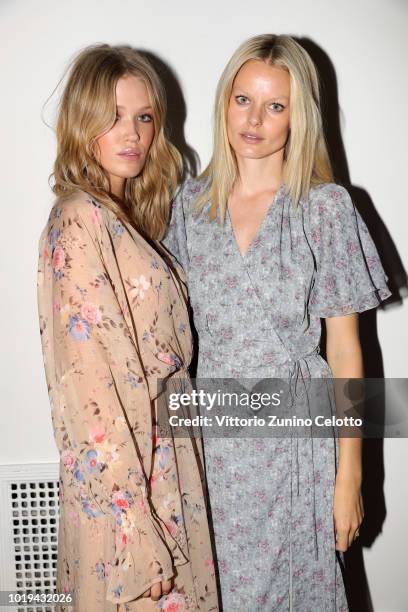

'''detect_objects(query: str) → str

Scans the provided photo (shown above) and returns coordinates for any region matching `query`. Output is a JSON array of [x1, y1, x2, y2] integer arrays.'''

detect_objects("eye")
[[235, 95, 249, 105], [269, 102, 285, 112], [138, 113, 153, 123]]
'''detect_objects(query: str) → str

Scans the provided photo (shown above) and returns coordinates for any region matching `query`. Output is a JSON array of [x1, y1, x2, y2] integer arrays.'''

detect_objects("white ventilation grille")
[[0, 463, 59, 612]]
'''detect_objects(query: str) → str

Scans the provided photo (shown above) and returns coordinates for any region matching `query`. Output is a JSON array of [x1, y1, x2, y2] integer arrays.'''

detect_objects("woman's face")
[[95, 74, 155, 198], [227, 59, 290, 163]]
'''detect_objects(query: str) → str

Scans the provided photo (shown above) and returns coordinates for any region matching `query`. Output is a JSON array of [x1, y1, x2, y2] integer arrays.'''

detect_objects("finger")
[[150, 582, 162, 602], [161, 579, 172, 595], [335, 529, 349, 552], [142, 589, 150, 598]]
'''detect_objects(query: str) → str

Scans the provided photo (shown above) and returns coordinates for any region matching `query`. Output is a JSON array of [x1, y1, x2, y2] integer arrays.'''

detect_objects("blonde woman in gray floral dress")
[[37, 45, 218, 611], [163, 35, 390, 611]]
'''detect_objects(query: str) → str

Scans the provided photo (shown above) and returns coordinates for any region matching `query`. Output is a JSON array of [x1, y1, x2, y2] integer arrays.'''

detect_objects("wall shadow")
[[137, 49, 200, 181], [297, 37, 407, 612]]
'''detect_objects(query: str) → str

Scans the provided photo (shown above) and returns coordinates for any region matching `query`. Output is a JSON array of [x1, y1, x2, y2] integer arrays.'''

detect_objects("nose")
[[124, 118, 140, 142], [248, 106, 263, 127]]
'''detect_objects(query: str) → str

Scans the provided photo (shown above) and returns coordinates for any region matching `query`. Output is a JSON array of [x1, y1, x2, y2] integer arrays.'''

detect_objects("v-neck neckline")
[[226, 184, 285, 259]]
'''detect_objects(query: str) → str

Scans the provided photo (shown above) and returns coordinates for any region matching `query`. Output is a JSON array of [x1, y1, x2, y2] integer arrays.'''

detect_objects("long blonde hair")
[[52, 44, 182, 239], [196, 34, 333, 220]]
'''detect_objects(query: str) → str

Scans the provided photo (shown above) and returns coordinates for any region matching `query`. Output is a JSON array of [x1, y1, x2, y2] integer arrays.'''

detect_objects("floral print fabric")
[[163, 179, 391, 611], [37, 192, 219, 611]]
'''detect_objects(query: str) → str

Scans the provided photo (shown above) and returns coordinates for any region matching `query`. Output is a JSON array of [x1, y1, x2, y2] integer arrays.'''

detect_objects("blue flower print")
[[155, 445, 170, 470], [47, 229, 60, 249], [112, 222, 125, 236], [73, 462, 86, 483], [95, 562, 105, 581], [126, 371, 139, 389], [68, 316, 91, 340], [112, 584, 123, 599], [80, 494, 104, 518], [83, 449, 104, 474]]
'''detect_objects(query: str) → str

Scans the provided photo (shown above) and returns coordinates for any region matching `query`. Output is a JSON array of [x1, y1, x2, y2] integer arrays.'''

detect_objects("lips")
[[118, 148, 142, 160], [240, 132, 264, 144]]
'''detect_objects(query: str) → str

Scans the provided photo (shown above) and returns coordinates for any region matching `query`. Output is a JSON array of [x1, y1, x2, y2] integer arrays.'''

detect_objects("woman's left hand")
[[333, 474, 364, 551]]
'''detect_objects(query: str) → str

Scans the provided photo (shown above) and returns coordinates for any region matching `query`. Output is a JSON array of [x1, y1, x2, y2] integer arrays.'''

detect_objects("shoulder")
[[41, 192, 117, 260], [47, 191, 102, 226], [308, 182, 353, 207], [172, 176, 210, 211], [306, 182, 355, 224], [45, 191, 122, 239]]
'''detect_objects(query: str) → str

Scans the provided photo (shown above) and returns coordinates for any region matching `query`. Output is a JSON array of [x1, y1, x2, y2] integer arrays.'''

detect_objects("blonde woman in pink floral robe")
[[37, 44, 218, 612], [38, 193, 218, 611]]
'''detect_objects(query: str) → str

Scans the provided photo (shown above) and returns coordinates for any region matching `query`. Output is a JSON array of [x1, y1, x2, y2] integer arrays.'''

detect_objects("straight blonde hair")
[[52, 44, 182, 240], [196, 34, 333, 220]]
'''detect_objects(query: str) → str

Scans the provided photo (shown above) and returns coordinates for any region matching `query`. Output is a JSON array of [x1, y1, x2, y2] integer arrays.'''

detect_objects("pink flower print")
[[80, 302, 102, 325], [149, 469, 164, 488], [43, 247, 49, 261], [204, 558, 215, 576], [61, 449, 76, 470], [346, 240, 358, 256], [158, 591, 186, 611], [52, 245, 65, 272], [164, 519, 178, 537], [129, 275, 150, 300], [104, 562, 112, 578], [225, 276, 238, 289], [138, 498, 149, 515], [157, 353, 181, 368], [89, 423, 106, 444], [112, 490, 132, 509], [91, 207, 102, 224], [152, 425, 164, 448], [68, 509, 80, 527]]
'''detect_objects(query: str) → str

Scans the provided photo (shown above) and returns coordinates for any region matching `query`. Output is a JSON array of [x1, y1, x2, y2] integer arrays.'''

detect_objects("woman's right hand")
[[142, 579, 173, 601]]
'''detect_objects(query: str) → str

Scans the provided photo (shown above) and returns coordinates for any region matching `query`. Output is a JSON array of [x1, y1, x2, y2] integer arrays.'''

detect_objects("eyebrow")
[[232, 88, 289, 101], [116, 105, 153, 111]]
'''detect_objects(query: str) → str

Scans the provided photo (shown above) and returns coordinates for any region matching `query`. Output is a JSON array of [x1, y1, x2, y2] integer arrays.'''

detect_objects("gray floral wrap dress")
[[37, 192, 219, 612], [163, 179, 391, 611]]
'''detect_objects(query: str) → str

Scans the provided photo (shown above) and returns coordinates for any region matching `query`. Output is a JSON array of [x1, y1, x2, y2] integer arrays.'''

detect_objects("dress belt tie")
[[288, 354, 319, 561]]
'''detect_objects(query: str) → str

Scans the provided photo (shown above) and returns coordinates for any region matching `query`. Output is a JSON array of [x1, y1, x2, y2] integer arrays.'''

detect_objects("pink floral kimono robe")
[[37, 192, 218, 612]]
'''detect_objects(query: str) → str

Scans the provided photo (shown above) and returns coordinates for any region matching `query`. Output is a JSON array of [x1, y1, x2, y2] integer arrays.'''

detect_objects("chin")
[[114, 166, 145, 180], [235, 148, 269, 160]]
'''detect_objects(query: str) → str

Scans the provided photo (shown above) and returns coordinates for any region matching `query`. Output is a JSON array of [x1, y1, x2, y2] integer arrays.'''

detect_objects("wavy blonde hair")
[[52, 44, 182, 239], [196, 34, 333, 220]]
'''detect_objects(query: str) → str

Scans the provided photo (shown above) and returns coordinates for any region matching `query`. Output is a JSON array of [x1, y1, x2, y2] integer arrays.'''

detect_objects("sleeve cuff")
[[106, 506, 189, 603], [312, 286, 391, 318]]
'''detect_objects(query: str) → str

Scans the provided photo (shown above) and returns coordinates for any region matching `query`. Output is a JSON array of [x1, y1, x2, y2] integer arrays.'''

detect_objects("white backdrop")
[[0, 0, 407, 610]]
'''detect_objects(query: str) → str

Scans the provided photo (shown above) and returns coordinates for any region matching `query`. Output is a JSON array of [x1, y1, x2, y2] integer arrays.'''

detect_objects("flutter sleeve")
[[308, 184, 391, 318], [37, 198, 186, 604], [162, 182, 190, 272]]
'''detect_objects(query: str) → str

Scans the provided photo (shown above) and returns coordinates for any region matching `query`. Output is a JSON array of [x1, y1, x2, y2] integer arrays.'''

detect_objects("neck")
[[234, 150, 284, 196], [110, 176, 125, 201]]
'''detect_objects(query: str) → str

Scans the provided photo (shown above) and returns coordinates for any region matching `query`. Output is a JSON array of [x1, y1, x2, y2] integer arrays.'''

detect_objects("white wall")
[[1, 0, 407, 610]]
